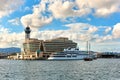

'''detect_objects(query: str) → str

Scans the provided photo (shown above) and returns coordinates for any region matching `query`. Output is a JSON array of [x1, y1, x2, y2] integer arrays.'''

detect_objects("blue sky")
[[0, 0, 120, 52]]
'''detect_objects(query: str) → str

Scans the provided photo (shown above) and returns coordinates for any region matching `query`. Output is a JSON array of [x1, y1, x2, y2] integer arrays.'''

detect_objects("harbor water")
[[0, 59, 120, 80]]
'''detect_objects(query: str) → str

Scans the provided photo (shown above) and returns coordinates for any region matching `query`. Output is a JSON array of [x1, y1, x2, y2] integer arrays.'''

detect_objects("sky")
[[0, 0, 120, 52]]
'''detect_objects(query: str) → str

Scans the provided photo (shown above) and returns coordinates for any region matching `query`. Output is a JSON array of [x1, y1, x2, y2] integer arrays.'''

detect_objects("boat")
[[83, 56, 93, 61], [48, 47, 92, 60], [83, 41, 95, 61], [84, 58, 93, 61]]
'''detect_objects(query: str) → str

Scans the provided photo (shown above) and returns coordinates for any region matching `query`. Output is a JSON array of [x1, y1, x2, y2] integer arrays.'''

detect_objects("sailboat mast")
[[86, 41, 88, 54], [89, 42, 90, 54], [86, 41, 90, 54]]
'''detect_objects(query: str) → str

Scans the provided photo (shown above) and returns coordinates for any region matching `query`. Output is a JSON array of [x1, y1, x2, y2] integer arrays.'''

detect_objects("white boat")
[[48, 47, 93, 60]]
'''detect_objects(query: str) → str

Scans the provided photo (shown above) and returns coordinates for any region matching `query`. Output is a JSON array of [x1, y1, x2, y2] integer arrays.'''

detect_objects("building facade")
[[43, 37, 77, 53], [22, 26, 77, 59], [23, 37, 77, 53]]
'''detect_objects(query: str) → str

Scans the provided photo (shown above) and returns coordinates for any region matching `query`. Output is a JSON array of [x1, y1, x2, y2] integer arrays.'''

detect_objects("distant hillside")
[[0, 47, 21, 55]]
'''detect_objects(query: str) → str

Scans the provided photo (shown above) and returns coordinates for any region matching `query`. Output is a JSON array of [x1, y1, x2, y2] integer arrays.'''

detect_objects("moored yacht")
[[48, 47, 94, 60]]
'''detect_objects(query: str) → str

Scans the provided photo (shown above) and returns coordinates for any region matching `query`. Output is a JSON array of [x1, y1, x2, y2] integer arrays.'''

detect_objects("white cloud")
[[91, 0, 120, 17], [76, 0, 120, 17], [48, 0, 120, 19], [20, 0, 120, 28], [65, 23, 89, 32], [89, 0, 119, 17], [48, 0, 91, 19], [102, 35, 113, 41], [112, 23, 120, 38], [87, 27, 98, 33], [21, 14, 53, 28], [29, 23, 98, 42], [94, 23, 120, 42], [95, 35, 113, 43], [49, 1, 75, 18], [8, 18, 20, 26], [0, 25, 10, 33], [0, 26, 24, 48], [65, 23, 98, 34], [0, 0, 24, 18], [48, 0, 120, 18], [104, 27, 112, 34], [21, 2, 53, 28], [64, 23, 120, 43]]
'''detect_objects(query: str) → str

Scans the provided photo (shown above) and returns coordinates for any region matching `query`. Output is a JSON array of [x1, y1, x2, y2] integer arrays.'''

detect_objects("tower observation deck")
[[25, 26, 31, 40]]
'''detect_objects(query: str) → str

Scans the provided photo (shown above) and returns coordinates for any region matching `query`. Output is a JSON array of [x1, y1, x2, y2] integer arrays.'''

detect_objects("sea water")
[[0, 59, 120, 80]]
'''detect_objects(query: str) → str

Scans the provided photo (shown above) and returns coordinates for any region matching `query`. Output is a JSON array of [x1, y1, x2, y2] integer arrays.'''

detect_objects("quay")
[[97, 52, 120, 58]]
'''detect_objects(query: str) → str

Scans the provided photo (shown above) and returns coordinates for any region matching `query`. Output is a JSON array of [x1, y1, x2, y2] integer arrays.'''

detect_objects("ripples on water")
[[0, 59, 120, 80]]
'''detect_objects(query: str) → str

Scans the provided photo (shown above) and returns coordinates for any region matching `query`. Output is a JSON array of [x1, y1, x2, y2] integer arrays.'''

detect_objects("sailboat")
[[84, 41, 93, 61]]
